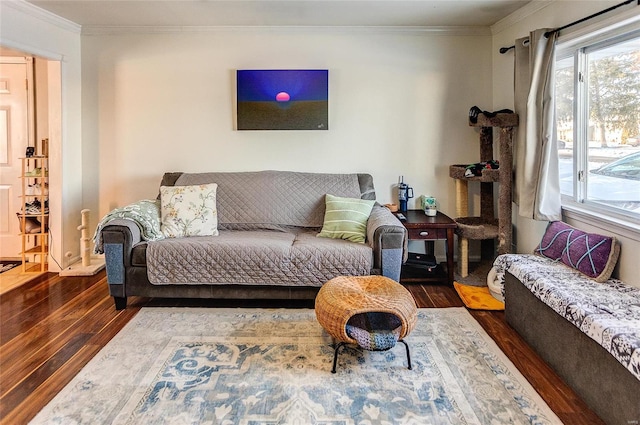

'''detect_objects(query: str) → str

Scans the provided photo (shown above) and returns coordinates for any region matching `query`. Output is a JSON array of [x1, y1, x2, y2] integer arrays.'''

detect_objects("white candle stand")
[[59, 209, 106, 276]]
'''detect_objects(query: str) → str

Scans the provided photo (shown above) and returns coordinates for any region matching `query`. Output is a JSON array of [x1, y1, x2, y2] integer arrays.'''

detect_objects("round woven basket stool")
[[315, 275, 418, 373]]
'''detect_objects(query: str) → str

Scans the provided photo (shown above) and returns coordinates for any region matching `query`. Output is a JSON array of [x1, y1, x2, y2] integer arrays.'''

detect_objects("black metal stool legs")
[[331, 340, 412, 373], [399, 339, 412, 370], [331, 342, 347, 373]]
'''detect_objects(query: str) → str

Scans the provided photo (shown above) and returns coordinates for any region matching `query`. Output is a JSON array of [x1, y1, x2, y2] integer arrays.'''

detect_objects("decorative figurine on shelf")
[[59, 209, 105, 276]]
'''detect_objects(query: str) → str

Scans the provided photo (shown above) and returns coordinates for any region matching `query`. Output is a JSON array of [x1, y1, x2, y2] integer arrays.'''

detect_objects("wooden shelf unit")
[[19, 156, 49, 273]]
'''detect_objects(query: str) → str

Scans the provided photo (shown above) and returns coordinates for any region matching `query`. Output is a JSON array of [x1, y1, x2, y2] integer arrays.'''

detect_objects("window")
[[555, 27, 640, 224]]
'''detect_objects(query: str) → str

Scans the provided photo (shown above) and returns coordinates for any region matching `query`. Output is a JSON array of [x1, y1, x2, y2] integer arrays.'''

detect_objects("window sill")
[[561, 202, 640, 242]]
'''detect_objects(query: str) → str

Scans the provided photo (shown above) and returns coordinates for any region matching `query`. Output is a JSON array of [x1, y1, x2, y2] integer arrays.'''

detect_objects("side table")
[[396, 210, 456, 285]]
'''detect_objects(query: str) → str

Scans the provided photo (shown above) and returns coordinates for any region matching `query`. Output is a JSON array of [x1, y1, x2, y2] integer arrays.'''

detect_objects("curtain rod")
[[499, 0, 639, 54]]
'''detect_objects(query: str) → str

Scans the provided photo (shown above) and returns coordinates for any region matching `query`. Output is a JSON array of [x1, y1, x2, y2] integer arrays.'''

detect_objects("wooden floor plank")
[[0, 275, 103, 343], [0, 273, 58, 322], [0, 272, 605, 425], [0, 291, 116, 392], [0, 333, 93, 419]]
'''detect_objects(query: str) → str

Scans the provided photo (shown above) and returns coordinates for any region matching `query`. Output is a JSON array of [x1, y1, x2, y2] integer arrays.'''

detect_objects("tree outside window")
[[555, 33, 640, 218]]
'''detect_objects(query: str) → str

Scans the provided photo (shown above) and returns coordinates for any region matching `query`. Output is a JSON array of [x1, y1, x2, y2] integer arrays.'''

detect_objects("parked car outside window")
[[588, 152, 640, 211]]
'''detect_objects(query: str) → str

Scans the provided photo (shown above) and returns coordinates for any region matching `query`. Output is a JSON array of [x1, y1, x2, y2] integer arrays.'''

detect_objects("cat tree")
[[449, 111, 518, 277], [59, 209, 105, 276]]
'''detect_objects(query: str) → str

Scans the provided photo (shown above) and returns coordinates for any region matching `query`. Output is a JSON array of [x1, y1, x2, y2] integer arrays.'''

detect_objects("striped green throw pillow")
[[317, 194, 375, 243]]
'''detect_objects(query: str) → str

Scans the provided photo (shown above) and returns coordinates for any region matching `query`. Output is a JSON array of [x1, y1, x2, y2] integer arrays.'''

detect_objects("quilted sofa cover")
[[99, 170, 407, 309]]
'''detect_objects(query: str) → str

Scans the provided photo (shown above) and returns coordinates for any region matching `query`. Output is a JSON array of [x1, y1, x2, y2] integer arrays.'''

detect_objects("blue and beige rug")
[[30, 308, 562, 424]]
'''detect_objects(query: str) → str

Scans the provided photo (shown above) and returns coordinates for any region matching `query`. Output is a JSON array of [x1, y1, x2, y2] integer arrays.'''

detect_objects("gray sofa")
[[98, 170, 407, 310]]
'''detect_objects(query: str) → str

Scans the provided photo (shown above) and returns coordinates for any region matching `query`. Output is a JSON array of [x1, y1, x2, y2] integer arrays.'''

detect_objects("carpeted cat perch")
[[449, 108, 518, 277]]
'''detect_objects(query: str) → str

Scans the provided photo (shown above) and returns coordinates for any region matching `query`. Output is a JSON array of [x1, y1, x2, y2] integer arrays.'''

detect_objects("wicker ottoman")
[[315, 275, 418, 373]]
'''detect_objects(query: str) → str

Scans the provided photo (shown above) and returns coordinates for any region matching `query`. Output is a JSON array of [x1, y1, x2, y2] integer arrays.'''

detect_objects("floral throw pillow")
[[535, 221, 620, 282], [160, 183, 219, 238]]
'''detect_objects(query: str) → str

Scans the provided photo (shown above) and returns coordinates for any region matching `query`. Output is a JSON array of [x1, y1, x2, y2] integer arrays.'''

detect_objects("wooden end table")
[[396, 210, 456, 286]]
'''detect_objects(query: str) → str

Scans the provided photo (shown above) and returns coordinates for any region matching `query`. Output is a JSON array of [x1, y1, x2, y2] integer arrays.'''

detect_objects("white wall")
[[0, 1, 82, 271], [11, 0, 634, 284], [491, 1, 640, 287], [82, 29, 494, 229]]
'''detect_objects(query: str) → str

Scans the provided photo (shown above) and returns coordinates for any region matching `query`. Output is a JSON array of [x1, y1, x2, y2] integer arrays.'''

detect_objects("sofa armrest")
[[101, 219, 142, 300], [367, 204, 407, 281]]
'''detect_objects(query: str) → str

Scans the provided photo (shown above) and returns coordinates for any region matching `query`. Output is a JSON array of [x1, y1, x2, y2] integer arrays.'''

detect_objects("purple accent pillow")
[[535, 221, 620, 282]]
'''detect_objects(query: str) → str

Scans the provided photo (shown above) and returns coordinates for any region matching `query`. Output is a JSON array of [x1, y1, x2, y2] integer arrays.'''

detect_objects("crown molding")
[[0, 37, 65, 60], [491, 0, 553, 35], [81, 25, 491, 37], [2, 0, 81, 34]]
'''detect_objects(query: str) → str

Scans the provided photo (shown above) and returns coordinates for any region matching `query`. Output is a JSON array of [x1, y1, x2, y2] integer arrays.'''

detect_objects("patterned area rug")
[[30, 308, 561, 424]]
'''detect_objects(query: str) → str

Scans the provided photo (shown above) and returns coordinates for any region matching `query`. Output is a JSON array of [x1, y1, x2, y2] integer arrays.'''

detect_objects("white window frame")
[[555, 12, 640, 236]]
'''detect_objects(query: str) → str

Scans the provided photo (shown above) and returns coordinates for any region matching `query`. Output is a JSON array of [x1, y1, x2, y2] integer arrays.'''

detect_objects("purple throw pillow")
[[535, 221, 620, 282]]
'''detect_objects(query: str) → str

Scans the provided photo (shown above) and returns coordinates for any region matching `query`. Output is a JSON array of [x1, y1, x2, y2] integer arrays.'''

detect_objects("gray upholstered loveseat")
[[97, 170, 407, 310]]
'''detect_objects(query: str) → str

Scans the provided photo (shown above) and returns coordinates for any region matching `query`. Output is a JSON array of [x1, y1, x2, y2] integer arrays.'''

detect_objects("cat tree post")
[[59, 209, 105, 276], [80, 209, 91, 267], [497, 127, 514, 254], [455, 179, 469, 277]]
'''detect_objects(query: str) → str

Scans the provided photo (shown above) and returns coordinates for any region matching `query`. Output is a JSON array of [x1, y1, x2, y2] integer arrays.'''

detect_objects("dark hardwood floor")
[[0, 271, 604, 424]]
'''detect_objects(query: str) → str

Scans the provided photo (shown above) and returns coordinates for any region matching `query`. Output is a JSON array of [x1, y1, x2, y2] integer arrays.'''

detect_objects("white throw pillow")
[[160, 183, 219, 238]]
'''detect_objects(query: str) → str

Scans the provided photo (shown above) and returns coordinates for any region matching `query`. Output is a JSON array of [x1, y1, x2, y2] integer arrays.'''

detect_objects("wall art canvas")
[[237, 69, 328, 130]]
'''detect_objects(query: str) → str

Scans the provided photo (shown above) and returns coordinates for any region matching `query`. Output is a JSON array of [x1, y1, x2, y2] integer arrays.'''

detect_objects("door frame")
[[1, 41, 69, 273]]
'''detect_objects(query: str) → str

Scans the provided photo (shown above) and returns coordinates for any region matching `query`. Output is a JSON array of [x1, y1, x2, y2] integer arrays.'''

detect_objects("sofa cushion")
[[146, 229, 372, 287], [535, 221, 620, 282], [289, 230, 373, 280], [317, 194, 375, 243], [160, 183, 219, 238]]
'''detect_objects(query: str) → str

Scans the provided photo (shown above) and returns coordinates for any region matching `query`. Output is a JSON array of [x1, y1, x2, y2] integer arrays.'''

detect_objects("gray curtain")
[[514, 29, 562, 221]]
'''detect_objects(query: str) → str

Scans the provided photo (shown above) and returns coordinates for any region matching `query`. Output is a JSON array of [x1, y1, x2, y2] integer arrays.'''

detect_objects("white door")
[[0, 58, 32, 259]]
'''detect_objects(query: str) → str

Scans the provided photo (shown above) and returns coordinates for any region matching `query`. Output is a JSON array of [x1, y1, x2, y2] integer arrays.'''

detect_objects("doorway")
[[0, 45, 61, 291]]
